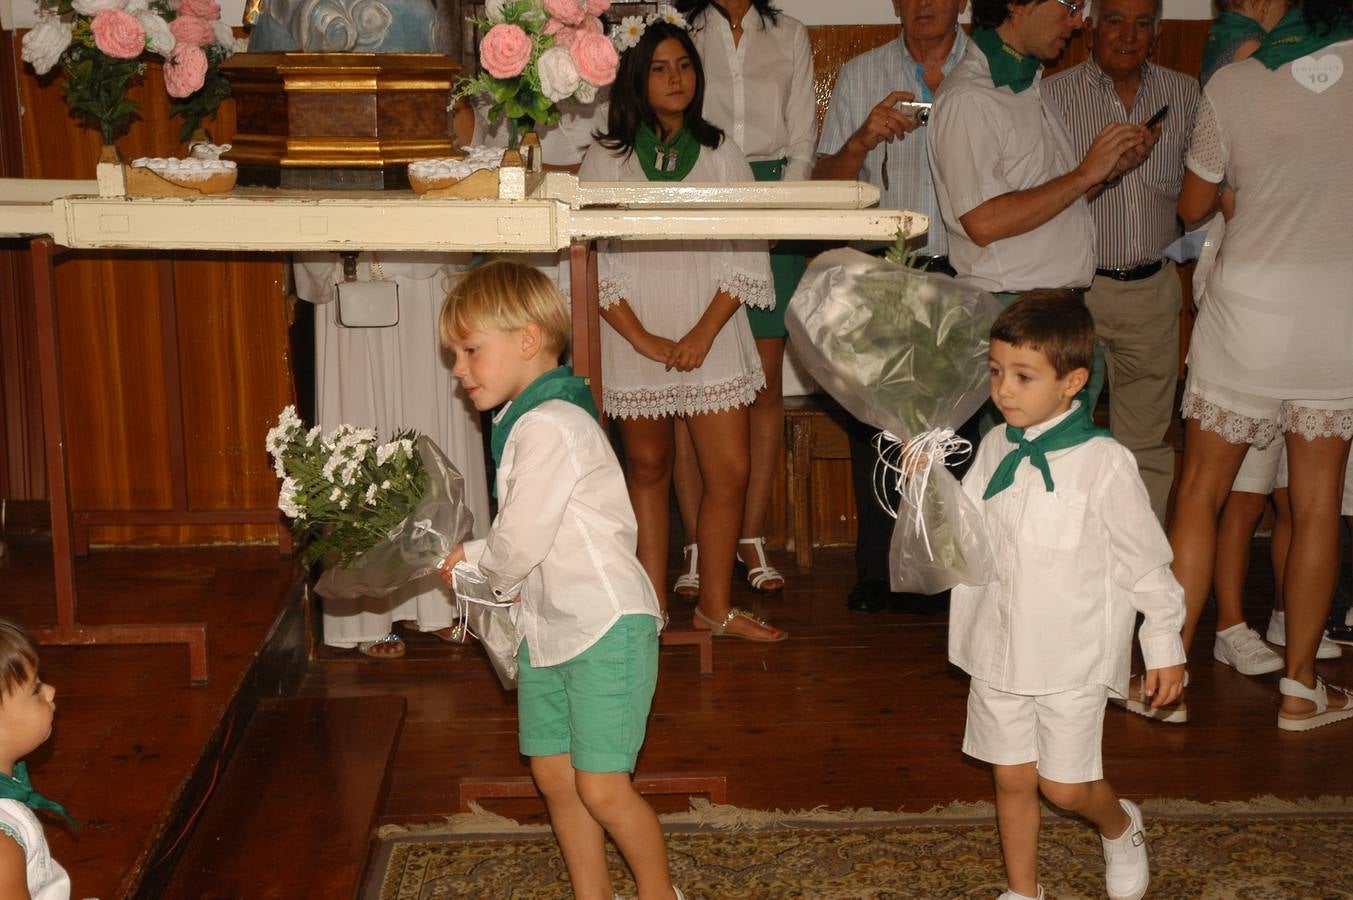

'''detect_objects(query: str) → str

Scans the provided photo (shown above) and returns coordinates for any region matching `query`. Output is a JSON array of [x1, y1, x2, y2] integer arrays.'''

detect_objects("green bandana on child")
[[971, 27, 1042, 94], [1252, 6, 1353, 70], [983, 398, 1109, 500], [635, 123, 701, 182], [490, 367, 598, 470], [0, 761, 77, 829]]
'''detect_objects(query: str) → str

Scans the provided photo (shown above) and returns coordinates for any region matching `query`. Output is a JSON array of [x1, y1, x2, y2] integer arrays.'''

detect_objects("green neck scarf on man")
[[971, 26, 1042, 93]]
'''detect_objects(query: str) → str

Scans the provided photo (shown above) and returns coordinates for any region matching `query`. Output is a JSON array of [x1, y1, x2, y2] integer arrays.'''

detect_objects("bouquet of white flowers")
[[786, 247, 1001, 594], [266, 406, 476, 601]]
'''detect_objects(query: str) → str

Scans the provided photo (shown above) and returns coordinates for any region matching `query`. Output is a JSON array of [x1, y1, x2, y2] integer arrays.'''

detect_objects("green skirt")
[[747, 158, 808, 340]]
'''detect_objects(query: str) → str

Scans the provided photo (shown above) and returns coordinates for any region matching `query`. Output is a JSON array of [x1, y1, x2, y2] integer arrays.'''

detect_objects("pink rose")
[[571, 30, 617, 86], [169, 13, 215, 46], [163, 41, 207, 97], [542, 0, 586, 26], [91, 9, 146, 59], [585, 0, 610, 14], [544, 17, 577, 49], [579, 15, 603, 34], [479, 23, 531, 79], [178, 0, 221, 20]]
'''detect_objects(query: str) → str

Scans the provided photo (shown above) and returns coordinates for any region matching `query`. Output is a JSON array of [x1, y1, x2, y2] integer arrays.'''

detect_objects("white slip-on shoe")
[[1278, 677, 1353, 731], [1110, 673, 1188, 724], [1266, 610, 1342, 659], [1214, 623, 1284, 675], [996, 887, 1044, 900], [1102, 799, 1150, 900]]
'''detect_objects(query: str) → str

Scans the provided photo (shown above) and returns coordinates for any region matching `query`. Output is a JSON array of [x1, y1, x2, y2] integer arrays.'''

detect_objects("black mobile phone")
[[1144, 104, 1169, 129]]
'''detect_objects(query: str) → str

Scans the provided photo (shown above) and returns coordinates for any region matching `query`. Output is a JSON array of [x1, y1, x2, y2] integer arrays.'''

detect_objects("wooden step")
[[458, 772, 727, 812], [161, 695, 405, 900]]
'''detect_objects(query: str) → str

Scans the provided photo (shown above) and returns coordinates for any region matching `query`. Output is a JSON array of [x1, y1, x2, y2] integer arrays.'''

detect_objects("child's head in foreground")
[[439, 260, 572, 412], [988, 290, 1094, 430], [0, 619, 55, 769]]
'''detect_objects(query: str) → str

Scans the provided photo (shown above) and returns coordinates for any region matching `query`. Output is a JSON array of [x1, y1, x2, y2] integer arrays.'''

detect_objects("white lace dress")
[[577, 138, 772, 419], [0, 800, 69, 900]]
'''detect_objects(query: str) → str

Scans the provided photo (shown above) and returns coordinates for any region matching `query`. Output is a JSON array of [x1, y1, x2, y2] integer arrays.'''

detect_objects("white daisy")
[[613, 14, 644, 51]]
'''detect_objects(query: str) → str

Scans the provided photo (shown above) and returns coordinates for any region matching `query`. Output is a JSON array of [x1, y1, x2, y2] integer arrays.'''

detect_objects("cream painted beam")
[[565, 208, 925, 243], [543, 174, 882, 210]]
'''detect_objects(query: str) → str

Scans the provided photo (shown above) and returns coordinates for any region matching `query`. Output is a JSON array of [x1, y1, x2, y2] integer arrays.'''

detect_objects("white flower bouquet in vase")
[[786, 246, 1002, 594], [266, 406, 476, 601]]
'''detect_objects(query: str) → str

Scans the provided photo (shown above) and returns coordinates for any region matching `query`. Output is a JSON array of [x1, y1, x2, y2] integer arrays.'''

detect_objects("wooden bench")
[[783, 395, 855, 573], [161, 695, 405, 899]]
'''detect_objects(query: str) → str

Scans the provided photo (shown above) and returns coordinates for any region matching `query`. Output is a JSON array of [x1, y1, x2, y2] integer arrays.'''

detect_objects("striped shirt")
[[817, 29, 969, 257], [1043, 61, 1201, 270]]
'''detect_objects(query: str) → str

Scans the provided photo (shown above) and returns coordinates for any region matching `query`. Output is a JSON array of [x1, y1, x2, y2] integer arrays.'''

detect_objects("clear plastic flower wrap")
[[785, 248, 1001, 593], [310, 436, 477, 602]]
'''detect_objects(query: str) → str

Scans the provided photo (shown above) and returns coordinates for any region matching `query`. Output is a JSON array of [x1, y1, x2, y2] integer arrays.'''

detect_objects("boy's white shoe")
[[996, 887, 1044, 900], [1213, 623, 1284, 675], [1101, 799, 1150, 900], [1265, 610, 1342, 659]]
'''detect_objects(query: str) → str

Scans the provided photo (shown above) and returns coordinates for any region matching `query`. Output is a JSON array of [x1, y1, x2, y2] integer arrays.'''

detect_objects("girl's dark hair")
[[990, 290, 1096, 377], [677, 0, 780, 27], [595, 21, 724, 155], [1303, 0, 1353, 35], [0, 619, 39, 702]]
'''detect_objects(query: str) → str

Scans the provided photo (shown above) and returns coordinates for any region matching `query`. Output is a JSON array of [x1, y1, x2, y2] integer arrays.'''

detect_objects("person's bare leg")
[[575, 771, 676, 900], [1280, 432, 1352, 715], [532, 755, 612, 900], [672, 418, 701, 546], [617, 417, 676, 614], [1039, 778, 1130, 836], [1271, 487, 1292, 612], [1213, 491, 1268, 631], [993, 763, 1041, 897], [1167, 420, 1252, 653], [738, 338, 786, 589]]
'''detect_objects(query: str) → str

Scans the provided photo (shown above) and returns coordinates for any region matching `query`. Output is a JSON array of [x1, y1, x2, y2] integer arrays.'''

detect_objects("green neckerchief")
[[490, 367, 598, 471], [1252, 5, 1353, 70], [970, 26, 1041, 94], [1203, 10, 1266, 76], [0, 761, 77, 829], [983, 397, 1109, 500], [635, 123, 701, 182]]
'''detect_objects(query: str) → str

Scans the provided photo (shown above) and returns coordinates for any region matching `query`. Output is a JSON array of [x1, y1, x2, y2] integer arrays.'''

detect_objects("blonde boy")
[[437, 261, 681, 900], [951, 292, 1186, 900]]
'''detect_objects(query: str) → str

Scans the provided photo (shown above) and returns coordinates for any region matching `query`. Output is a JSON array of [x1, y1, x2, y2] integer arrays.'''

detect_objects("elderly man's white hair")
[[1084, 0, 1165, 26]]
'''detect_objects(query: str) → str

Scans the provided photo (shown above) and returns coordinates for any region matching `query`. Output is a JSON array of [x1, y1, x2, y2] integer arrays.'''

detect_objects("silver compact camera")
[[896, 100, 932, 126]]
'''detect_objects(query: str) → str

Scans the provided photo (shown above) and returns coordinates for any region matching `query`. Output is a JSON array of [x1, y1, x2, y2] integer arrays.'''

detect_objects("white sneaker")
[[1266, 611, 1343, 659], [1214, 623, 1284, 675], [1102, 799, 1150, 900], [996, 887, 1044, 900]]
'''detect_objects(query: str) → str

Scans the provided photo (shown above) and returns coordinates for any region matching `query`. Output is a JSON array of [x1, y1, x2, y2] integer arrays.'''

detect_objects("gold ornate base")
[[220, 52, 461, 190]]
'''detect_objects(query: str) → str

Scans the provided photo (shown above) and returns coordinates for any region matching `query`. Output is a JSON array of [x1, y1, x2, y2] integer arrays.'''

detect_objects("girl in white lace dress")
[[0, 620, 70, 900], [578, 18, 785, 641]]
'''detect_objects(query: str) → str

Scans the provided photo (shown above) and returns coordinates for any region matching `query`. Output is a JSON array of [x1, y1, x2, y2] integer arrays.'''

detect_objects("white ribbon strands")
[[873, 427, 973, 560]]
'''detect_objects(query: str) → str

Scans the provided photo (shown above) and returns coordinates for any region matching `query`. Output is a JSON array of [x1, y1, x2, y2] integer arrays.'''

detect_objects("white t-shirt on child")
[[0, 799, 70, 900]]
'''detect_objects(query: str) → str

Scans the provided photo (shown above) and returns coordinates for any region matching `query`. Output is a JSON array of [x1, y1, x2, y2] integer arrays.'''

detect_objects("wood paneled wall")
[[4, 36, 292, 543]]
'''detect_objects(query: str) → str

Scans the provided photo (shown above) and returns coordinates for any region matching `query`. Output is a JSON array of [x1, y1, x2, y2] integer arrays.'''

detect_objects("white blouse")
[[949, 406, 1187, 697], [578, 137, 772, 419], [465, 400, 663, 668], [688, 8, 818, 181], [0, 800, 70, 900]]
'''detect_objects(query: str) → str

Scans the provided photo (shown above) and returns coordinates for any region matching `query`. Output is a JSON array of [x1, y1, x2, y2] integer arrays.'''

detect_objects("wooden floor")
[[4, 529, 1353, 895]]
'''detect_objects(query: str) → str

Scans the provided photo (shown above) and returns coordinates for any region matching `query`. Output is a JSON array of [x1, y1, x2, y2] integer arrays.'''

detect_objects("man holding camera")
[[1042, 0, 1200, 522], [812, 0, 969, 614]]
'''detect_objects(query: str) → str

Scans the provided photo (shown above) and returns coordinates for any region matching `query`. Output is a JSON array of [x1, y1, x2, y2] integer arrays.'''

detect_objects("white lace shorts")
[[1181, 372, 1353, 449]]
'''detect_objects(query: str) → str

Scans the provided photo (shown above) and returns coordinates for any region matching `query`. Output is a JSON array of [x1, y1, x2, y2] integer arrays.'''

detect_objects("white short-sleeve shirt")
[[0, 800, 70, 900]]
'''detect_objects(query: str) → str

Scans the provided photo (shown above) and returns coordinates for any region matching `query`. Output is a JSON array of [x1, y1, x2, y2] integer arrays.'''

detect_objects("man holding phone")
[[1043, 0, 1200, 522]]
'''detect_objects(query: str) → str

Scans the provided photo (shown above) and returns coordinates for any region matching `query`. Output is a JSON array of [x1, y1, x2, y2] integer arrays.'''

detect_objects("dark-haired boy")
[[948, 292, 1186, 900]]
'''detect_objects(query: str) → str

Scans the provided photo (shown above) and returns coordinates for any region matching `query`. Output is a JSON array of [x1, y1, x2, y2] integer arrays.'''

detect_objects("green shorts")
[[747, 158, 807, 340], [517, 614, 659, 773]]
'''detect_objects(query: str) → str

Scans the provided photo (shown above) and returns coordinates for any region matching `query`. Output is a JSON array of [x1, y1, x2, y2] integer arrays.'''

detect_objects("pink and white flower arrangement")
[[20, 0, 238, 143], [457, 0, 619, 147]]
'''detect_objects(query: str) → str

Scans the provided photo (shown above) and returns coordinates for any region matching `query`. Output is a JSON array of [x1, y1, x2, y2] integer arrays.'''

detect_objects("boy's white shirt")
[[461, 399, 663, 668], [949, 403, 1187, 698]]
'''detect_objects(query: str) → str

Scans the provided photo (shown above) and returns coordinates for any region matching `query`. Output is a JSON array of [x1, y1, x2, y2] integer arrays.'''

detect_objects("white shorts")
[[1182, 372, 1353, 449], [963, 678, 1108, 784], [1230, 424, 1353, 515]]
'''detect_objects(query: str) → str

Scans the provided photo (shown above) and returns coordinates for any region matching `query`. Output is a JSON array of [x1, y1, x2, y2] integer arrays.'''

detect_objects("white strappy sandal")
[[736, 536, 784, 594], [1277, 676, 1353, 731], [673, 543, 700, 599]]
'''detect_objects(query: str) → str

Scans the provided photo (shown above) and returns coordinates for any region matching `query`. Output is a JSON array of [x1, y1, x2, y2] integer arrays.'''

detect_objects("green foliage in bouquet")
[[60, 21, 144, 144], [266, 407, 431, 569]]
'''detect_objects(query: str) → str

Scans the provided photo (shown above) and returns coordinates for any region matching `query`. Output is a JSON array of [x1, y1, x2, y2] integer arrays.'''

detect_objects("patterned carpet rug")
[[369, 798, 1353, 899]]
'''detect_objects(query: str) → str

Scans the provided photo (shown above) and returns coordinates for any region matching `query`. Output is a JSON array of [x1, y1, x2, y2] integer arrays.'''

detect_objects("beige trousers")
[[1084, 262, 1182, 523]]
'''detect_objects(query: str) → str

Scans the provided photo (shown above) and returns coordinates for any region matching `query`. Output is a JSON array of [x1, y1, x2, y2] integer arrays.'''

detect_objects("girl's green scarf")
[[636, 122, 701, 182], [983, 398, 1109, 499], [971, 27, 1041, 94], [490, 367, 598, 470], [1252, 5, 1353, 70], [0, 761, 77, 829], [1203, 10, 1266, 75]]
